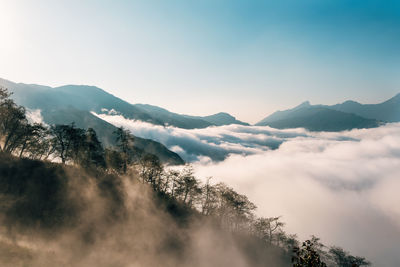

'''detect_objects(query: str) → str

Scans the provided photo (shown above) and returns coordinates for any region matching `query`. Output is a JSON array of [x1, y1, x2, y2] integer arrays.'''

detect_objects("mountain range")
[[1, 77, 399, 163], [0, 78, 248, 165], [256, 94, 400, 131], [0, 78, 247, 129]]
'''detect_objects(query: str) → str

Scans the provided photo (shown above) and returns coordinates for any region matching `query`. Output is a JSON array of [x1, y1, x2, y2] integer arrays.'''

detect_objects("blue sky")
[[1, 0, 399, 123]]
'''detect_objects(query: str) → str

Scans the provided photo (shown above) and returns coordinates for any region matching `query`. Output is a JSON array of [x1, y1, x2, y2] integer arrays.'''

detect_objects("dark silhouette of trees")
[[51, 125, 106, 168], [137, 153, 163, 190], [105, 148, 125, 173], [0, 87, 50, 158], [292, 239, 327, 267], [51, 123, 85, 164], [17, 123, 51, 160], [329, 246, 370, 267], [174, 166, 202, 208], [0, 87, 29, 153], [200, 177, 218, 216], [82, 128, 105, 168], [113, 126, 135, 173]]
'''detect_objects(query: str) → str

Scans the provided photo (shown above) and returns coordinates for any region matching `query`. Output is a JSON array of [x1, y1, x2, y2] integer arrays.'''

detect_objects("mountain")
[[0, 78, 183, 165], [130, 105, 249, 127], [0, 78, 247, 129], [132, 104, 213, 128], [258, 107, 381, 131], [256, 94, 399, 131], [256, 104, 382, 131], [256, 101, 312, 126], [186, 112, 249, 126], [0, 79, 160, 124], [40, 107, 184, 165], [329, 93, 400, 122]]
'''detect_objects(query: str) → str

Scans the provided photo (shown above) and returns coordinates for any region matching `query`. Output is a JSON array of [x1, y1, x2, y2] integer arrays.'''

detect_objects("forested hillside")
[[0, 87, 370, 267]]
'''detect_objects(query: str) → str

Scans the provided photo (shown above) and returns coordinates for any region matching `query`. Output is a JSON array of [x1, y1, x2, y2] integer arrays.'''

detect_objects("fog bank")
[[193, 123, 400, 266], [92, 113, 400, 266]]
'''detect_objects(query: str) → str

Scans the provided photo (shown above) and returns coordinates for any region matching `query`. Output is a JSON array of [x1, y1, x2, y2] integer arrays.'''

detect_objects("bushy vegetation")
[[0, 87, 370, 267]]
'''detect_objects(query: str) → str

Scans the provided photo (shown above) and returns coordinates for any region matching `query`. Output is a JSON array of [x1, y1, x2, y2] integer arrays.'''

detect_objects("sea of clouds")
[[95, 112, 400, 266]]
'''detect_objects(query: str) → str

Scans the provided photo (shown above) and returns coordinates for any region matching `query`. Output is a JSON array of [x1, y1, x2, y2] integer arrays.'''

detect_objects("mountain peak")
[[207, 112, 234, 119], [294, 101, 311, 109], [202, 112, 249, 126]]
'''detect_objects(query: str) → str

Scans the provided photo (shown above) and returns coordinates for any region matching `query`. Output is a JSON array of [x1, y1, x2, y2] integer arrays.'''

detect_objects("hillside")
[[41, 107, 184, 165], [0, 153, 288, 267], [0, 78, 248, 129]]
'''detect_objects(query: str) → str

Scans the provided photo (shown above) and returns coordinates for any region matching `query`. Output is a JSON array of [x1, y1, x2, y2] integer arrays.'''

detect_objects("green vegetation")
[[0, 87, 371, 266]]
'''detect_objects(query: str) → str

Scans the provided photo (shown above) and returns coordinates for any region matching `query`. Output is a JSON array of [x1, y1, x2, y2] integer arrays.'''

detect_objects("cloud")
[[26, 109, 46, 125], [192, 123, 400, 267], [93, 113, 400, 265], [94, 112, 317, 161]]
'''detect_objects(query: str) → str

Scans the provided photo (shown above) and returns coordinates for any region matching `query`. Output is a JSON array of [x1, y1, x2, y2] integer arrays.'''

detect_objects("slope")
[[329, 93, 400, 122], [40, 107, 184, 165]]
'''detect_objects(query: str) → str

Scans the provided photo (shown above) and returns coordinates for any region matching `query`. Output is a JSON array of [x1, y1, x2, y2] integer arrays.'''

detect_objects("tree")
[[174, 165, 202, 207], [329, 246, 370, 267], [50, 123, 85, 164], [279, 233, 299, 255], [138, 153, 163, 190], [113, 126, 135, 173], [105, 148, 125, 173], [0, 87, 28, 154], [164, 169, 180, 197], [18, 123, 52, 160], [214, 182, 256, 231], [200, 177, 219, 216], [81, 128, 105, 168], [0, 87, 52, 159], [292, 239, 327, 267], [253, 217, 285, 245]]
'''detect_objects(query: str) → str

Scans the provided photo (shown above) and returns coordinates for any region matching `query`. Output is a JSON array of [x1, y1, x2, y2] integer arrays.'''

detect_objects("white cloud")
[[26, 109, 46, 125], [94, 112, 313, 161], [193, 123, 400, 267], [93, 112, 400, 266]]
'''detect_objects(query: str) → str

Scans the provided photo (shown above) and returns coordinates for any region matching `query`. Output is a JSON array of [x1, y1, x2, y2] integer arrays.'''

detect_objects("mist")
[[192, 123, 400, 266], [94, 112, 400, 266], [0, 154, 287, 267], [94, 112, 309, 162]]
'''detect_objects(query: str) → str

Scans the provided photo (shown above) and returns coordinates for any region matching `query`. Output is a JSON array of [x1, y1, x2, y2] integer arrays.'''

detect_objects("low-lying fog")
[[96, 112, 400, 266]]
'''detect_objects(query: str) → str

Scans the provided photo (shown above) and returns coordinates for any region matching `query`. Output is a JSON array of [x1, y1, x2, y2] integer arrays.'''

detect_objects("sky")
[[1, 0, 400, 123]]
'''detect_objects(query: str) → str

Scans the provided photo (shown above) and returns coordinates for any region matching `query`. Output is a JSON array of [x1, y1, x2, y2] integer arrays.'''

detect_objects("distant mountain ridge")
[[329, 93, 400, 122], [0, 78, 248, 129], [256, 94, 399, 131], [1, 77, 398, 136], [257, 107, 382, 131]]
